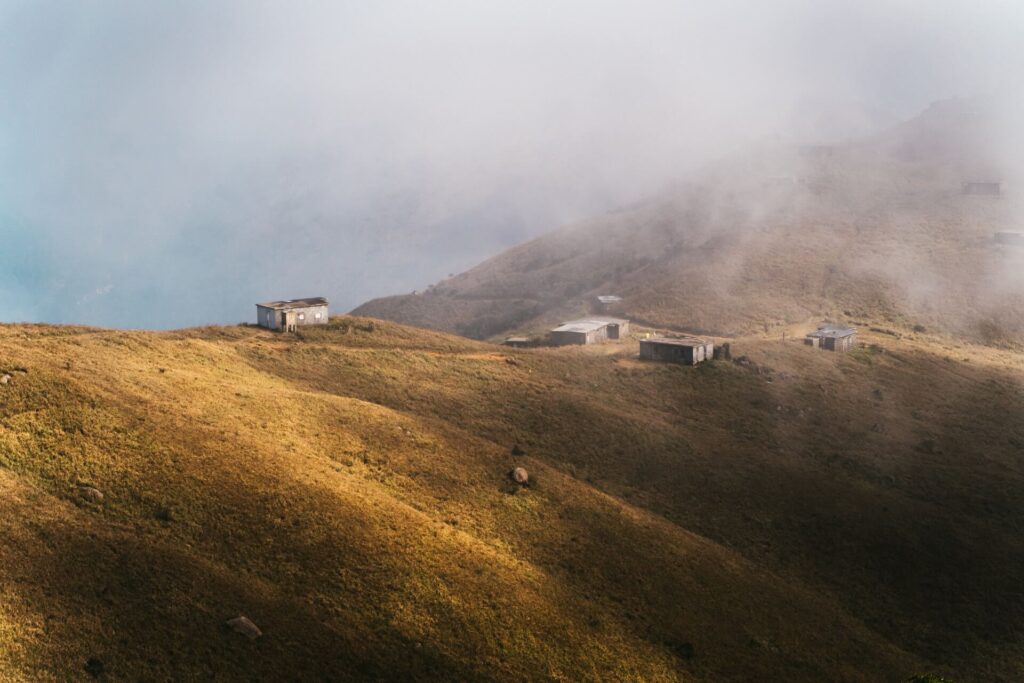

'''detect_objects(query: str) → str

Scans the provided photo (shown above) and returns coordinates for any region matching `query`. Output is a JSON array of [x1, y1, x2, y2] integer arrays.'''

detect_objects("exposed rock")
[[78, 486, 104, 503], [225, 615, 262, 640], [84, 657, 104, 677], [511, 467, 529, 485], [665, 639, 695, 660], [0, 374, 11, 385]]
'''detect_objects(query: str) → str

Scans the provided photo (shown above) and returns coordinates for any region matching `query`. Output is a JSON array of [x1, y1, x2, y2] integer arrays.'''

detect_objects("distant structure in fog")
[[503, 337, 531, 348], [639, 336, 714, 365], [994, 231, 1023, 245], [805, 324, 857, 352], [256, 297, 329, 332], [962, 181, 1001, 196], [595, 295, 623, 312], [549, 318, 629, 346]]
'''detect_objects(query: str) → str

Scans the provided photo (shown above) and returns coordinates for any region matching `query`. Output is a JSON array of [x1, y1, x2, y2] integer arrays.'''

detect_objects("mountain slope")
[[1, 318, 1023, 680], [354, 98, 1024, 345]]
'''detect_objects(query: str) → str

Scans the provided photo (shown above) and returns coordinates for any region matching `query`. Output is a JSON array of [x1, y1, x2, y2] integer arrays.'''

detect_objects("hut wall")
[[551, 328, 607, 345], [256, 303, 328, 331], [256, 305, 280, 330], [639, 341, 702, 365]]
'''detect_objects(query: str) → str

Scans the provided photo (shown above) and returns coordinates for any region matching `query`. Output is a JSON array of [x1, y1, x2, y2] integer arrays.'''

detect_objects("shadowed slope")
[[1, 318, 1021, 680]]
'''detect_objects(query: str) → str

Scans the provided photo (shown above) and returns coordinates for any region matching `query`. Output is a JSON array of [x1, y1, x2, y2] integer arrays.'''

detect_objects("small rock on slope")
[[78, 486, 104, 503], [511, 467, 529, 485], [225, 616, 262, 640]]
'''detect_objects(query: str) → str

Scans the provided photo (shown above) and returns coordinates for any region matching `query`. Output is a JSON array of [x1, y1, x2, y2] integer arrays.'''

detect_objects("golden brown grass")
[[0, 317, 1021, 680]]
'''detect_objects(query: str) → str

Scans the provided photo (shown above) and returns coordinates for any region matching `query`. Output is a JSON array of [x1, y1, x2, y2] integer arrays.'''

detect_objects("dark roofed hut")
[[639, 336, 714, 365], [503, 337, 531, 348], [256, 297, 329, 332], [805, 324, 857, 352]]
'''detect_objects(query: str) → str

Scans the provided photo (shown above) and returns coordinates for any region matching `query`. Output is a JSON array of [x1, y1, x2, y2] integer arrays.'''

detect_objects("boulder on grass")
[[78, 486, 104, 503], [511, 467, 529, 485], [225, 615, 262, 640], [84, 657, 104, 678]]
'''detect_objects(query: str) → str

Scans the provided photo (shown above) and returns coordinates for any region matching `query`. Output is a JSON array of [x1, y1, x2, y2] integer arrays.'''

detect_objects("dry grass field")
[[1, 316, 1021, 680]]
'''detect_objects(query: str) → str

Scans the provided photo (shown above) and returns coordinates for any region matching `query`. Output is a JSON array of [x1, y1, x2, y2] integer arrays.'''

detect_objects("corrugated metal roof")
[[551, 318, 628, 334], [256, 297, 329, 310], [642, 336, 710, 347], [806, 324, 856, 339], [551, 320, 609, 334]]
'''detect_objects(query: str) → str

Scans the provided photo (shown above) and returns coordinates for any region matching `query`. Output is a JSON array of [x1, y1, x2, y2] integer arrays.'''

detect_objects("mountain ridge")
[[353, 98, 1024, 346]]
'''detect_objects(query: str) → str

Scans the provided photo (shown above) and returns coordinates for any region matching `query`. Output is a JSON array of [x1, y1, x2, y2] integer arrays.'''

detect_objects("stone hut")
[[549, 318, 630, 346], [256, 297, 329, 332], [503, 337, 531, 348], [595, 295, 623, 312], [639, 336, 714, 365], [804, 324, 857, 352]]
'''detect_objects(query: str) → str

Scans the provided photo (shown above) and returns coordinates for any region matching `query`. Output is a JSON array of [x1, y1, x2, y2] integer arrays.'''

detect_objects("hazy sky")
[[1, 1, 1022, 328]]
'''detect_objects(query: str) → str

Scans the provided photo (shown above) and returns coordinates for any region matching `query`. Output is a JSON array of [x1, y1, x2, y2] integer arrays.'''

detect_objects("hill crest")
[[1, 317, 1023, 679]]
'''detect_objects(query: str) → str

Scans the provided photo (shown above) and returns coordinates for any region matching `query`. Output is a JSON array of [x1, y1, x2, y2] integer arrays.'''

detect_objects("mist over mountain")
[[355, 96, 1024, 345], [2, 1, 1022, 328], [7, 4, 1024, 682]]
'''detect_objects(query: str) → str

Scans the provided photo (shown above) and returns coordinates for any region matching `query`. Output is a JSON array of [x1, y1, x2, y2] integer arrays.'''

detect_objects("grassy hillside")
[[1, 317, 1022, 680], [354, 99, 1024, 345]]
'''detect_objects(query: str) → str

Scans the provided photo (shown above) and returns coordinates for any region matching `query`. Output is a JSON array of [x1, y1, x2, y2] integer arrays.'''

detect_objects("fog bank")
[[1, 1, 1022, 327]]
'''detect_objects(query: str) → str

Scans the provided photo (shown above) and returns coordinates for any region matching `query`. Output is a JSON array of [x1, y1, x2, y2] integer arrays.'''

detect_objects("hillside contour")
[[1, 317, 1022, 680], [354, 98, 1024, 345]]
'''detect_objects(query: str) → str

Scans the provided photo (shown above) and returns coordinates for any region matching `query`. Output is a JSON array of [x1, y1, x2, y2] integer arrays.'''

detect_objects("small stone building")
[[962, 181, 1001, 196], [256, 297, 329, 332], [639, 336, 714, 365], [503, 337, 531, 348], [805, 324, 857, 352], [595, 295, 623, 312], [549, 318, 630, 346]]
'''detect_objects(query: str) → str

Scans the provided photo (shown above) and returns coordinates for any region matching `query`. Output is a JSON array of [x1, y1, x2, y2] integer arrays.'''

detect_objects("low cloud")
[[1, 1, 1022, 327]]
